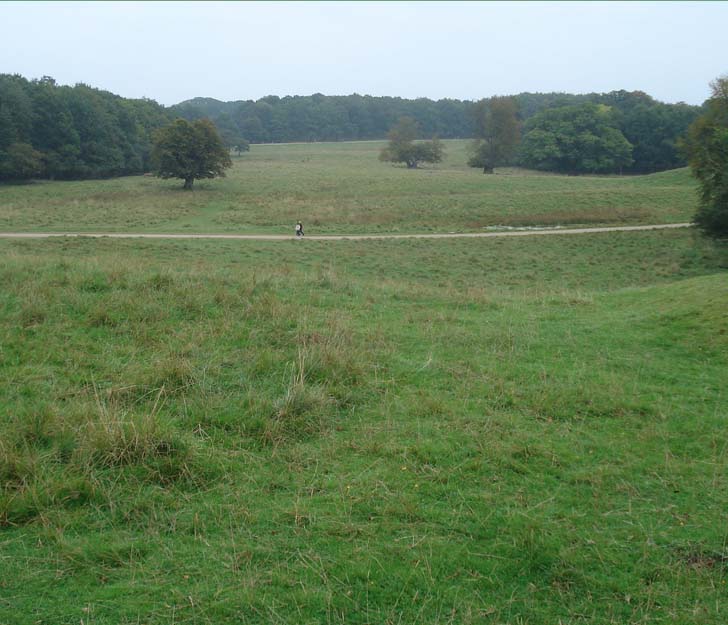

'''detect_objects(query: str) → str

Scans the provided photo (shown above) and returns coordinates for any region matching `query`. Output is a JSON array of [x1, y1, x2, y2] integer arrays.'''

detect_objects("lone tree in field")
[[683, 75, 728, 238], [379, 116, 444, 168], [151, 119, 231, 190], [468, 96, 520, 173]]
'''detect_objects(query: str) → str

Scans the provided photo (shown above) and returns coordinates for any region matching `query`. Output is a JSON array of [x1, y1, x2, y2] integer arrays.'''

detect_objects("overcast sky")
[[1, 1, 726, 106]]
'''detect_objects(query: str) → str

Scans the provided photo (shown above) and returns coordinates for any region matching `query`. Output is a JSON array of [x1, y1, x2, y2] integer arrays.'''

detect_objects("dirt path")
[[0, 223, 692, 241]]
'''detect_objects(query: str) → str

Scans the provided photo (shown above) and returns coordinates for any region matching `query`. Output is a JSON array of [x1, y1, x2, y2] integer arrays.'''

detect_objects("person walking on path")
[[295, 221, 304, 237]]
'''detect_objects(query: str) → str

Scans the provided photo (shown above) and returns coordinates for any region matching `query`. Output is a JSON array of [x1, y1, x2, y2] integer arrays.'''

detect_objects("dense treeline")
[[0, 74, 170, 181], [0, 72, 704, 182], [172, 94, 475, 144], [173, 90, 702, 174]]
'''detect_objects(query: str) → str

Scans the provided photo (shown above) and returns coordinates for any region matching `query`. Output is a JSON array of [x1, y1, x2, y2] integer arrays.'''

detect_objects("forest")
[[0, 72, 703, 181], [0, 75, 170, 181]]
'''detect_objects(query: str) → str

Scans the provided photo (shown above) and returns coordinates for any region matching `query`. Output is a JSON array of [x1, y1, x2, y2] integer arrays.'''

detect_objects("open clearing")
[[0, 140, 698, 235], [1, 142, 727, 625]]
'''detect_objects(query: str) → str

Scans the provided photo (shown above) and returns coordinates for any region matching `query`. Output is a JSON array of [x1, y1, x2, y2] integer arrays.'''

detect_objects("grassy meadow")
[[1, 143, 727, 624], [0, 140, 697, 234]]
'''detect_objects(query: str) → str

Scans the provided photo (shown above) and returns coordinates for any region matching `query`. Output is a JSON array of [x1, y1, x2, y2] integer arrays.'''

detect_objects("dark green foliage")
[[238, 114, 266, 143], [516, 91, 700, 173], [379, 117, 444, 168], [468, 96, 520, 173], [619, 103, 699, 172], [0, 142, 42, 180], [519, 103, 634, 174], [0, 74, 171, 182], [515, 92, 594, 118], [213, 112, 246, 148], [597, 91, 702, 173], [684, 76, 728, 237], [151, 118, 232, 189], [234, 139, 250, 155], [172, 94, 476, 143]]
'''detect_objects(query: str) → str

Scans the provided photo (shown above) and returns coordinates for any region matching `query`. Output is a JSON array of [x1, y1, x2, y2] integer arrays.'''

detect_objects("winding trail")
[[0, 223, 692, 241]]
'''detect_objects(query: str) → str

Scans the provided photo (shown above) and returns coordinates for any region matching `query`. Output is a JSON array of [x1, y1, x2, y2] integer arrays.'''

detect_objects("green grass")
[[0, 140, 697, 234], [1, 227, 727, 624]]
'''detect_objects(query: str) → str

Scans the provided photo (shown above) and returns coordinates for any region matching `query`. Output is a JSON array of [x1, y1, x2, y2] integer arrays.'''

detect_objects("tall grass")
[[0, 230, 726, 624]]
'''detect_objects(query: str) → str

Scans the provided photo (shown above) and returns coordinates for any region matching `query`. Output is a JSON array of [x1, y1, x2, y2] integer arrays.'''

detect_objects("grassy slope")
[[0, 140, 697, 234], [1, 230, 727, 624]]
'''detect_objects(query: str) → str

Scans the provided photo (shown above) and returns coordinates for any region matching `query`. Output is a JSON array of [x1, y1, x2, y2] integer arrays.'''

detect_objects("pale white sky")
[[1, 1, 726, 105]]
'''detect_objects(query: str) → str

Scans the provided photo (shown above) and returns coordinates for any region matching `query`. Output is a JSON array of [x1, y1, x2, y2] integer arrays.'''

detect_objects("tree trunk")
[[183, 177, 194, 190]]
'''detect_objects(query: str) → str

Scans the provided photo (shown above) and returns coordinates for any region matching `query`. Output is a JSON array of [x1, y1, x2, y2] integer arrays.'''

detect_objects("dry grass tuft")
[[74, 387, 190, 471], [261, 348, 334, 445]]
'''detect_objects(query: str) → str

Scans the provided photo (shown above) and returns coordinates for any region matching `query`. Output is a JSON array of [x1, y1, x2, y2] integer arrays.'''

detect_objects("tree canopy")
[[0, 72, 705, 183], [468, 96, 520, 173], [151, 119, 232, 189], [683, 76, 728, 237], [0, 74, 171, 182], [174, 90, 697, 175], [518, 103, 633, 174], [378, 117, 444, 169], [234, 139, 250, 156], [172, 95, 475, 144]]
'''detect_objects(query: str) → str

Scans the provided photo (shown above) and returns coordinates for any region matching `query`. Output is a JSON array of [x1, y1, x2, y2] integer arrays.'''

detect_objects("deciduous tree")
[[0, 73, 171, 182], [683, 76, 728, 237], [518, 103, 633, 174], [151, 119, 231, 189], [234, 140, 250, 156], [379, 117, 444, 168], [0, 142, 43, 180], [468, 96, 520, 173]]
